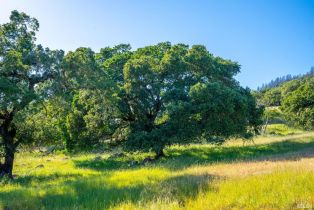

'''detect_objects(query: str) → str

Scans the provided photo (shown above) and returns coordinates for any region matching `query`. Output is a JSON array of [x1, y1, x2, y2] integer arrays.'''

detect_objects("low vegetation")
[[264, 124, 304, 136], [1, 129, 314, 209]]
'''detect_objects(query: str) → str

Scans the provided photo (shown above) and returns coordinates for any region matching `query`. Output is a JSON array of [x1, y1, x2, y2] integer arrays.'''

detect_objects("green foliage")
[[65, 89, 119, 150], [1, 11, 263, 161], [61, 47, 107, 90], [281, 77, 314, 130], [110, 43, 263, 155], [257, 74, 314, 131], [55, 47, 117, 151], [265, 124, 304, 135], [258, 78, 304, 108], [263, 107, 285, 124], [0, 11, 63, 158], [280, 79, 301, 97], [261, 87, 282, 106]]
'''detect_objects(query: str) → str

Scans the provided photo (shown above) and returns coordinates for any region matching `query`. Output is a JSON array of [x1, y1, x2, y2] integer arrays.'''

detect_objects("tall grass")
[[265, 123, 304, 135], [1, 131, 314, 209]]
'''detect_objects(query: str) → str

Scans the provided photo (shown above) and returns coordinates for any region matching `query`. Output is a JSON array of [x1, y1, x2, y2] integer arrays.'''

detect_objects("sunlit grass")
[[265, 123, 304, 135], [115, 170, 314, 210], [1, 131, 314, 209], [185, 170, 314, 210]]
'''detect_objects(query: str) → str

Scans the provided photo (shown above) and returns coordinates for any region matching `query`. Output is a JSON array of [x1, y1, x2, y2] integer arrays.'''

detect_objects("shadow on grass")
[[74, 158, 131, 171], [12, 173, 84, 187], [73, 137, 314, 172], [2, 137, 313, 209], [160, 138, 314, 170], [0, 173, 216, 210]]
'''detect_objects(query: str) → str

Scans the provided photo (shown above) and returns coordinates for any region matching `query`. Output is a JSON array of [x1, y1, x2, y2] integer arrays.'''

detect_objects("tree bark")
[[1, 147, 14, 179], [0, 133, 16, 179], [0, 112, 17, 179]]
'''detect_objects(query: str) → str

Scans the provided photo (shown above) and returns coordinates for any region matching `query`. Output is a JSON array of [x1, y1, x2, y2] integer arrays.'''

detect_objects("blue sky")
[[1, 0, 313, 89]]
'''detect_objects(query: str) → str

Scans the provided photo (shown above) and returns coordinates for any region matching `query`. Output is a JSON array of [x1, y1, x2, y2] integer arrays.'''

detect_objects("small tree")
[[0, 11, 63, 178]]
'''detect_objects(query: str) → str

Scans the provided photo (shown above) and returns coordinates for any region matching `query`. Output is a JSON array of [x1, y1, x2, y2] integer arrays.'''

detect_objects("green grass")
[[1, 131, 314, 209], [265, 123, 304, 135]]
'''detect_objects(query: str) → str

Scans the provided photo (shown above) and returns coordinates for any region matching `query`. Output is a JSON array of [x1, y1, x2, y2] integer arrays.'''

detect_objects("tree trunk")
[[155, 148, 165, 159], [263, 117, 269, 134], [0, 113, 17, 179], [0, 134, 16, 179], [1, 148, 14, 179]]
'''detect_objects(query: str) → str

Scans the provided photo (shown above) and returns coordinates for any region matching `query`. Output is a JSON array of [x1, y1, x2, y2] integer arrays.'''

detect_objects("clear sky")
[[1, 0, 313, 89]]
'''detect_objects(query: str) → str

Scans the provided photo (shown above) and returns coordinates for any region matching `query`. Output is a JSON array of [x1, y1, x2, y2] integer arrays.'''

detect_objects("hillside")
[[255, 73, 314, 107], [257, 67, 314, 91], [255, 71, 314, 133]]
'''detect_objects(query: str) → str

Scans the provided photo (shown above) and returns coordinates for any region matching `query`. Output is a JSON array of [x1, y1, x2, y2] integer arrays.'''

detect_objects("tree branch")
[[13, 138, 22, 149], [28, 72, 55, 90]]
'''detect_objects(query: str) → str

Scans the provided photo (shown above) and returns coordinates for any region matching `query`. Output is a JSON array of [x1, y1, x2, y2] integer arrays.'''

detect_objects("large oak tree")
[[100, 43, 263, 158]]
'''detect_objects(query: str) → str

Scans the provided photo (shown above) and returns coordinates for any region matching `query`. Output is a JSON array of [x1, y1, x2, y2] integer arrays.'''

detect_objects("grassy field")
[[264, 123, 304, 136], [1, 129, 314, 209]]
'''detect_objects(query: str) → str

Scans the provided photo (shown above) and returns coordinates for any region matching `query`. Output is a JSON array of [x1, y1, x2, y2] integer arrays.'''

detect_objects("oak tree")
[[0, 11, 63, 177]]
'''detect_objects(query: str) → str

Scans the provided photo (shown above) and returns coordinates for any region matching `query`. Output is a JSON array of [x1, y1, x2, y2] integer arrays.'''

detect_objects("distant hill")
[[255, 68, 314, 130], [255, 67, 314, 107], [257, 67, 314, 91]]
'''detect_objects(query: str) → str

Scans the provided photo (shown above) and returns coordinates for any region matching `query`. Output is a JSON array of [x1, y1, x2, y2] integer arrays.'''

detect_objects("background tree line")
[[254, 72, 314, 131], [257, 67, 314, 91]]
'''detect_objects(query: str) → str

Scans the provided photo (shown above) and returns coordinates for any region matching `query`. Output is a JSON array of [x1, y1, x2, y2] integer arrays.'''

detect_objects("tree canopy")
[[0, 11, 263, 178], [98, 43, 263, 156], [0, 11, 63, 177], [281, 77, 314, 130]]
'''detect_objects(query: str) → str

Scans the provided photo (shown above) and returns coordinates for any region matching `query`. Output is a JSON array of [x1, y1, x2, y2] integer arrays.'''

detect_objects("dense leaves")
[[1, 11, 263, 177], [281, 77, 314, 130], [257, 73, 314, 130], [101, 43, 263, 155], [0, 11, 63, 177]]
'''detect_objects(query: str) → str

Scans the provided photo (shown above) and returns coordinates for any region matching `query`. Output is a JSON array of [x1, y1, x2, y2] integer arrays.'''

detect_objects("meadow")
[[1, 125, 314, 210], [1, 6, 314, 210]]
